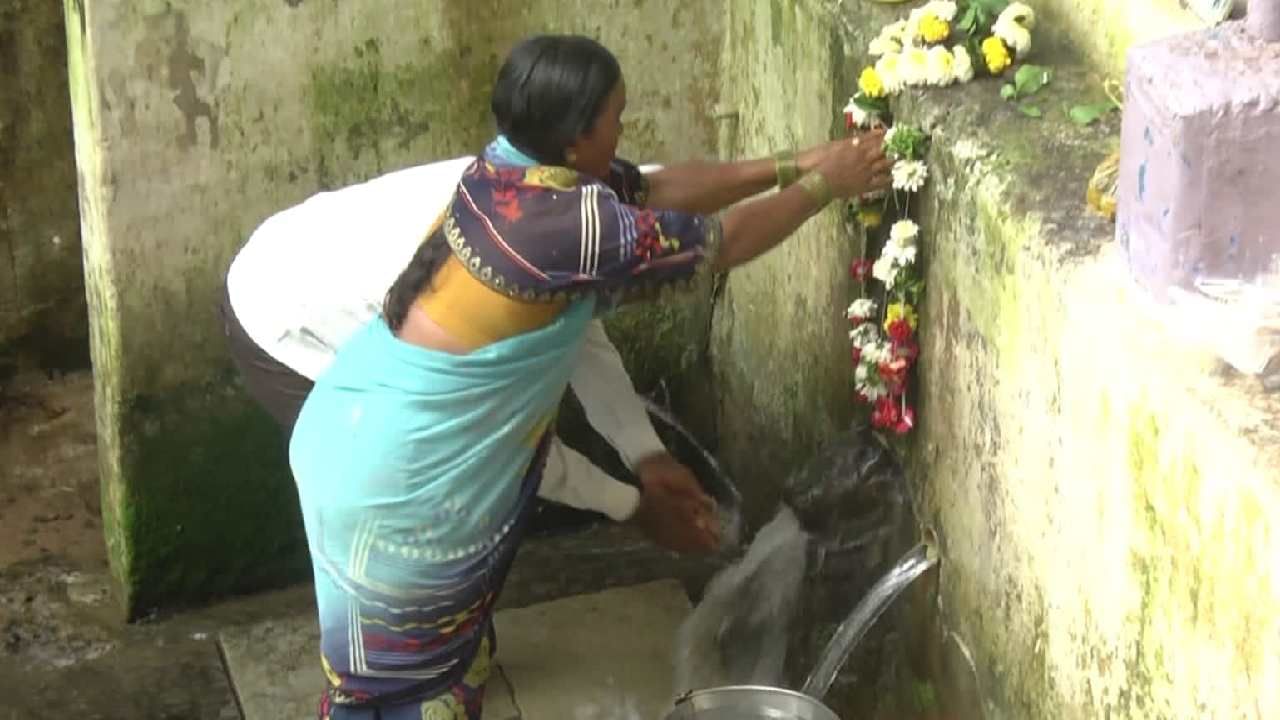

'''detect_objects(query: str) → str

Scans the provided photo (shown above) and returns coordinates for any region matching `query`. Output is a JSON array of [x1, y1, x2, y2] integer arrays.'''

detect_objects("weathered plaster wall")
[[1031, 0, 1203, 76], [64, 0, 722, 616], [819, 2, 1280, 717], [1, 0, 87, 372], [711, 0, 858, 525]]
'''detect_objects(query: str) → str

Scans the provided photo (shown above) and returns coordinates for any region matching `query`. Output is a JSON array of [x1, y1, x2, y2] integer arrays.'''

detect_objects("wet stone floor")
[[0, 370, 974, 720]]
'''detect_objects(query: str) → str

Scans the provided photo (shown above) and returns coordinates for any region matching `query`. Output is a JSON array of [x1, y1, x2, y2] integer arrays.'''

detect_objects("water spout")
[[800, 541, 939, 700]]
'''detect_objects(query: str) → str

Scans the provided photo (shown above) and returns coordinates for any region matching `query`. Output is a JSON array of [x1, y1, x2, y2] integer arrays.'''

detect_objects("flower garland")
[[838, 1, 1039, 436], [845, 125, 930, 435], [844, 1, 1038, 129]]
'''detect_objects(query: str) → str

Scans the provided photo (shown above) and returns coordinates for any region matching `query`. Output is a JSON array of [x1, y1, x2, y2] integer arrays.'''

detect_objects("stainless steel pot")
[[664, 685, 841, 720]]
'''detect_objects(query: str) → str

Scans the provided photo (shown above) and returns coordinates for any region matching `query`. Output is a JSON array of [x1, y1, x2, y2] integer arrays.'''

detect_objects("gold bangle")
[[775, 150, 799, 189], [796, 171, 833, 207]]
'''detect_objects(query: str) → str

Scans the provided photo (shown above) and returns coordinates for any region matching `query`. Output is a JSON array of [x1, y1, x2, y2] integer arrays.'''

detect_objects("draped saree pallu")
[[288, 137, 721, 720]]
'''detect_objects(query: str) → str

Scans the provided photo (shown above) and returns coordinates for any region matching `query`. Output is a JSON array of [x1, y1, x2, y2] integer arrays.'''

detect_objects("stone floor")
[[221, 580, 699, 720], [0, 370, 722, 720]]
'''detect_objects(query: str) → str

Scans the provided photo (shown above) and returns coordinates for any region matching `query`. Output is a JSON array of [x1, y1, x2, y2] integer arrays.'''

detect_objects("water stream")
[[800, 541, 939, 700], [672, 424, 941, 708]]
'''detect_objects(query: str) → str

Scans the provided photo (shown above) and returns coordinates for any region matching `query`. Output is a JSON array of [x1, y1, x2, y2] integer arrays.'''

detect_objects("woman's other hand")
[[815, 129, 894, 199], [631, 453, 721, 554]]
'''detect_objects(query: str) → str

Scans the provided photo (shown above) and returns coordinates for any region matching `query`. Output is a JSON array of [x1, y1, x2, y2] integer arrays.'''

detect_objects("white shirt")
[[227, 157, 666, 521]]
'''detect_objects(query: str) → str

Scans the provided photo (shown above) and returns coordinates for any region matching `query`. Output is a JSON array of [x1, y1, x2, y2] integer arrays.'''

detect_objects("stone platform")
[[219, 580, 700, 720]]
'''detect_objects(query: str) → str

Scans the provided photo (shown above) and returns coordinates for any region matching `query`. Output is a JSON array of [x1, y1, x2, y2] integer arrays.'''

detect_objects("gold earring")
[[566, 150, 578, 165]]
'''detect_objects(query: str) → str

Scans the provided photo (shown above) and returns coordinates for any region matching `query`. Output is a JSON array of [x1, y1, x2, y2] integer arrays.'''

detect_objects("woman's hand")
[[796, 138, 850, 175], [814, 130, 894, 199], [630, 453, 721, 554]]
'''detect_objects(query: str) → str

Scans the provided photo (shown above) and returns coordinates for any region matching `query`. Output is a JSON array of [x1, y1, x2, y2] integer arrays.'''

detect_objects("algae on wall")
[[1, 0, 87, 372], [66, 0, 723, 616], [818, 1, 1280, 714]]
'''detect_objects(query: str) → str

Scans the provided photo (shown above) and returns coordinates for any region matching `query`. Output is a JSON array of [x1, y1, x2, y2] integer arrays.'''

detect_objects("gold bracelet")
[[775, 150, 800, 189], [796, 171, 833, 207]]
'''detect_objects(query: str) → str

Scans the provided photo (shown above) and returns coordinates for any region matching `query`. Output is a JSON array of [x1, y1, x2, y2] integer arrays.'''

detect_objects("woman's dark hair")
[[383, 35, 621, 331], [491, 35, 622, 164]]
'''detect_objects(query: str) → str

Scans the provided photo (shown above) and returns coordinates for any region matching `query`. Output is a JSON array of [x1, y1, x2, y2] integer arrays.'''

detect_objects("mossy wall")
[[1, 0, 87, 372], [64, 0, 722, 617], [822, 2, 1280, 717]]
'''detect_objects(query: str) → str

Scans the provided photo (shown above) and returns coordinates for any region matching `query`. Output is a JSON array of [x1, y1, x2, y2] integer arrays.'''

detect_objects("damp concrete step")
[[219, 579, 700, 720]]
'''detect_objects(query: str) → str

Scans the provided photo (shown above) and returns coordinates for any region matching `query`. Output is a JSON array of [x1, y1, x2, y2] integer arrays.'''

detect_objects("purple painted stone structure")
[[1117, 1, 1280, 308]]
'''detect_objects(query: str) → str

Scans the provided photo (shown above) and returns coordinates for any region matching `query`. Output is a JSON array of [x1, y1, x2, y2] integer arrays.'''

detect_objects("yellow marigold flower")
[[858, 207, 883, 229], [919, 13, 951, 44], [885, 302, 919, 331], [858, 66, 887, 99], [982, 36, 1012, 75]]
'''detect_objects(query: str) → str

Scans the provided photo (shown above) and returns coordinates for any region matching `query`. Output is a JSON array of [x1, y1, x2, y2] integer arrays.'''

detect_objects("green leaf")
[[1068, 102, 1117, 126], [958, 5, 979, 33], [1000, 83, 1017, 100], [1018, 104, 1043, 118], [854, 94, 891, 116], [1013, 64, 1053, 96]]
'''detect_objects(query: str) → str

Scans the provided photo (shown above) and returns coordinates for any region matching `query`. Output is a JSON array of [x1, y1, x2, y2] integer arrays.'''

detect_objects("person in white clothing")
[[220, 157, 708, 550]]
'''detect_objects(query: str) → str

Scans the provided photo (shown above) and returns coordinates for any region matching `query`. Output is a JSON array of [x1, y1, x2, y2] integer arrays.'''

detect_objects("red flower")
[[878, 357, 910, 394], [893, 336, 920, 362], [845, 112, 857, 131], [851, 346, 862, 366], [871, 395, 901, 430], [894, 405, 916, 434], [886, 317, 914, 345], [849, 258, 874, 281]]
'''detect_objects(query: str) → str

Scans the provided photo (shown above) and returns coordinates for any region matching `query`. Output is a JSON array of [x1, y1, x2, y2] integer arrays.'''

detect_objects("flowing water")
[[672, 505, 809, 695], [800, 541, 939, 699], [673, 424, 943, 712]]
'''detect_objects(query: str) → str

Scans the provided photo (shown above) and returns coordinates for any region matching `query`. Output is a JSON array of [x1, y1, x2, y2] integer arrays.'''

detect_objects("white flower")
[[869, 34, 902, 57], [994, 3, 1035, 55], [872, 254, 900, 288], [855, 363, 888, 400], [896, 244, 919, 265], [847, 298, 878, 321], [922, 0, 959, 22], [860, 381, 887, 401], [892, 159, 929, 193], [844, 97, 873, 129], [903, 10, 924, 47], [880, 20, 909, 43], [864, 342, 894, 365], [874, 53, 906, 94], [994, 17, 1033, 55], [925, 46, 956, 86], [952, 45, 975, 83], [849, 322, 881, 349], [889, 219, 920, 247], [901, 47, 931, 86], [998, 2, 1037, 29]]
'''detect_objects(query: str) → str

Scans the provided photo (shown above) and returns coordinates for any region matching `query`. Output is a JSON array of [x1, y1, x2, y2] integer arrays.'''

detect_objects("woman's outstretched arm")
[[642, 139, 853, 214], [712, 131, 892, 272]]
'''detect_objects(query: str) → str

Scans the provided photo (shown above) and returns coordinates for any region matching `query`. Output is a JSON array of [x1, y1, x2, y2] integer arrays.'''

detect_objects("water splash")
[[672, 505, 809, 695], [800, 541, 939, 699]]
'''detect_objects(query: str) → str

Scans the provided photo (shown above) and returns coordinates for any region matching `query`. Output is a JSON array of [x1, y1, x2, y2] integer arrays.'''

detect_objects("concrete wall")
[[710, 0, 858, 525], [1, 0, 87, 373], [65, 0, 723, 617], [1031, 0, 1203, 75], [823, 2, 1280, 717]]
